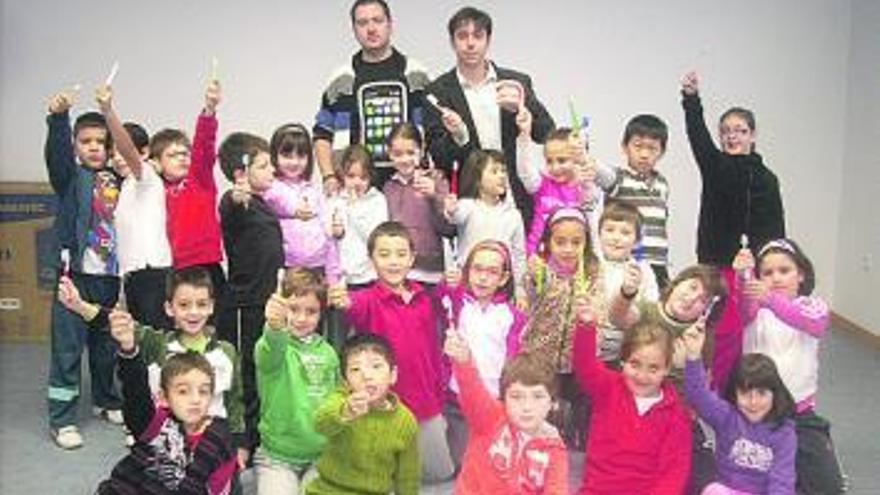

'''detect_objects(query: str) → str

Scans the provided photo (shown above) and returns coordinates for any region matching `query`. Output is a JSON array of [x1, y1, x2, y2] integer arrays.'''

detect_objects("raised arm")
[[95, 84, 143, 178], [572, 319, 616, 398], [680, 71, 721, 176], [115, 347, 156, 438], [44, 94, 75, 194], [190, 80, 220, 190]]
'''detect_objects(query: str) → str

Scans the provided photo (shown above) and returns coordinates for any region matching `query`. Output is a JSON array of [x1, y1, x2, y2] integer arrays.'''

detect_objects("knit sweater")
[[573, 322, 691, 494], [684, 359, 797, 494], [452, 360, 568, 494], [682, 93, 785, 265], [741, 291, 827, 407], [344, 280, 445, 420], [255, 328, 339, 465], [165, 112, 223, 269], [306, 389, 420, 495], [97, 348, 236, 495], [383, 171, 455, 281]]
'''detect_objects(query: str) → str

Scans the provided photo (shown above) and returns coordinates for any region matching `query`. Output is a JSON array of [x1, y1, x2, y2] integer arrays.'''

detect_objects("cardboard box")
[[0, 182, 58, 343]]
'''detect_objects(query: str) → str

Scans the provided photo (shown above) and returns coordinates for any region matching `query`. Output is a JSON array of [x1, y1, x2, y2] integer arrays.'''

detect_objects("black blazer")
[[424, 64, 555, 225]]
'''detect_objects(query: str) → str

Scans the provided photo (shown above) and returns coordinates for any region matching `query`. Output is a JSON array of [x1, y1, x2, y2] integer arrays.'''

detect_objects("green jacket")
[[255, 327, 339, 465], [136, 325, 245, 441]]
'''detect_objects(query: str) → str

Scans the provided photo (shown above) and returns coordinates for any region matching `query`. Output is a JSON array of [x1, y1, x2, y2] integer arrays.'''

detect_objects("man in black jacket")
[[424, 6, 555, 226]]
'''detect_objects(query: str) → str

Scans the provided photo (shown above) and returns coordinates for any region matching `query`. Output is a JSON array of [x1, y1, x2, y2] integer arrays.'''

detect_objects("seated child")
[[594, 201, 659, 364], [253, 268, 339, 494], [444, 327, 568, 494], [96, 349, 236, 494], [438, 239, 527, 466], [593, 114, 672, 287], [329, 220, 454, 482], [305, 333, 419, 495], [573, 302, 691, 494], [682, 324, 797, 495]]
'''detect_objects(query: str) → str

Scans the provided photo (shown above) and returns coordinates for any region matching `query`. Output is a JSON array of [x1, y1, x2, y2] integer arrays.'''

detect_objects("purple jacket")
[[684, 359, 796, 494]]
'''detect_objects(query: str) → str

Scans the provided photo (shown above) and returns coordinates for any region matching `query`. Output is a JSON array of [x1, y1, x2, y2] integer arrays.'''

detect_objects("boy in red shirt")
[[152, 79, 225, 294]]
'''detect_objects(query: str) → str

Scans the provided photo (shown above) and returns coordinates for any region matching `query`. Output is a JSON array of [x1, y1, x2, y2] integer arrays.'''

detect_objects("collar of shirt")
[[374, 279, 425, 303], [456, 61, 498, 89]]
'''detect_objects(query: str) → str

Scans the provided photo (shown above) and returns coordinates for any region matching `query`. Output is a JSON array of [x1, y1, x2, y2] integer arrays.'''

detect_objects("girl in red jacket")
[[572, 301, 691, 494]]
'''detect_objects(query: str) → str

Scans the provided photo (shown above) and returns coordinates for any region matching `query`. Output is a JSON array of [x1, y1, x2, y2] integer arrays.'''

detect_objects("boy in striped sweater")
[[595, 114, 672, 288]]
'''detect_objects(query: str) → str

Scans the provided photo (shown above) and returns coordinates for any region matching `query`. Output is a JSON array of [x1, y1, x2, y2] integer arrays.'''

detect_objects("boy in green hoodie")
[[254, 268, 340, 494]]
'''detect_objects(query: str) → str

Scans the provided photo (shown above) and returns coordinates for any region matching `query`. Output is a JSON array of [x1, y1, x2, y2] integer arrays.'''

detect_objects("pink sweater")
[[345, 280, 445, 420]]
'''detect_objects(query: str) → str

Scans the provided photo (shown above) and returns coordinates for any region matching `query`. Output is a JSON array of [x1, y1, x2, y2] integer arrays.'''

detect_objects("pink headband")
[[548, 207, 587, 226], [469, 239, 512, 268]]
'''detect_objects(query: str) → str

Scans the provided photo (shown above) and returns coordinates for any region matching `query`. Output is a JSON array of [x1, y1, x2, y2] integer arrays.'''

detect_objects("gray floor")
[[0, 327, 877, 494]]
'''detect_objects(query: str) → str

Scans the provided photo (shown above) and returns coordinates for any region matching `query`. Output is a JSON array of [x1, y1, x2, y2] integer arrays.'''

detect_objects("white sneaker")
[[93, 407, 125, 425], [52, 425, 83, 450]]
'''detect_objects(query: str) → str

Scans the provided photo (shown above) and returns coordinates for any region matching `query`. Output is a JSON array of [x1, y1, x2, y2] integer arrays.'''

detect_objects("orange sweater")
[[452, 361, 569, 495]]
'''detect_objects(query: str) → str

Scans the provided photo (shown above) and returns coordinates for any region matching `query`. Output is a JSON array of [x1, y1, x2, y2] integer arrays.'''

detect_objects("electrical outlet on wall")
[[861, 253, 873, 272]]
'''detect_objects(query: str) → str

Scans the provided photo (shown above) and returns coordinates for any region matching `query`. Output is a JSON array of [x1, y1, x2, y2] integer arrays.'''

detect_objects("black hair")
[[122, 122, 149, 152], [458, 149, 506, 200], [622, 114, 668, 151], [756, 238, 816, 296], [218, 132, 270, 182], [73, 112, 112, 152], [350, 0, 391, 23], [724, 353, 795, 426], [166, 266, 214, 301], [270, 123, 314, 180], [447, 6, 492, 40], [340, 333, 396, 378]]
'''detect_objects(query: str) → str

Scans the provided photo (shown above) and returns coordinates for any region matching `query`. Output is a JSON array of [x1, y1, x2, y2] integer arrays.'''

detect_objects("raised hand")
[[412, 169, 437, 197], [443, 328, 471, 364], [574, 295, 595, 326], [94, 84, 113, 113], [681, 322, 706, 361], [327, 283, 350, 309], [344, 389, 371, 420], [620, 262, 642, 298], [47, 88, 77, 114], [732, 247, 755, 273], [204, 80, 222, 114], [57, 276, 86, 314], [515, 106, 533, 138], [109, 307, 136, 352], [231, 174, 252, 207], [681, 71, 700, 95]]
